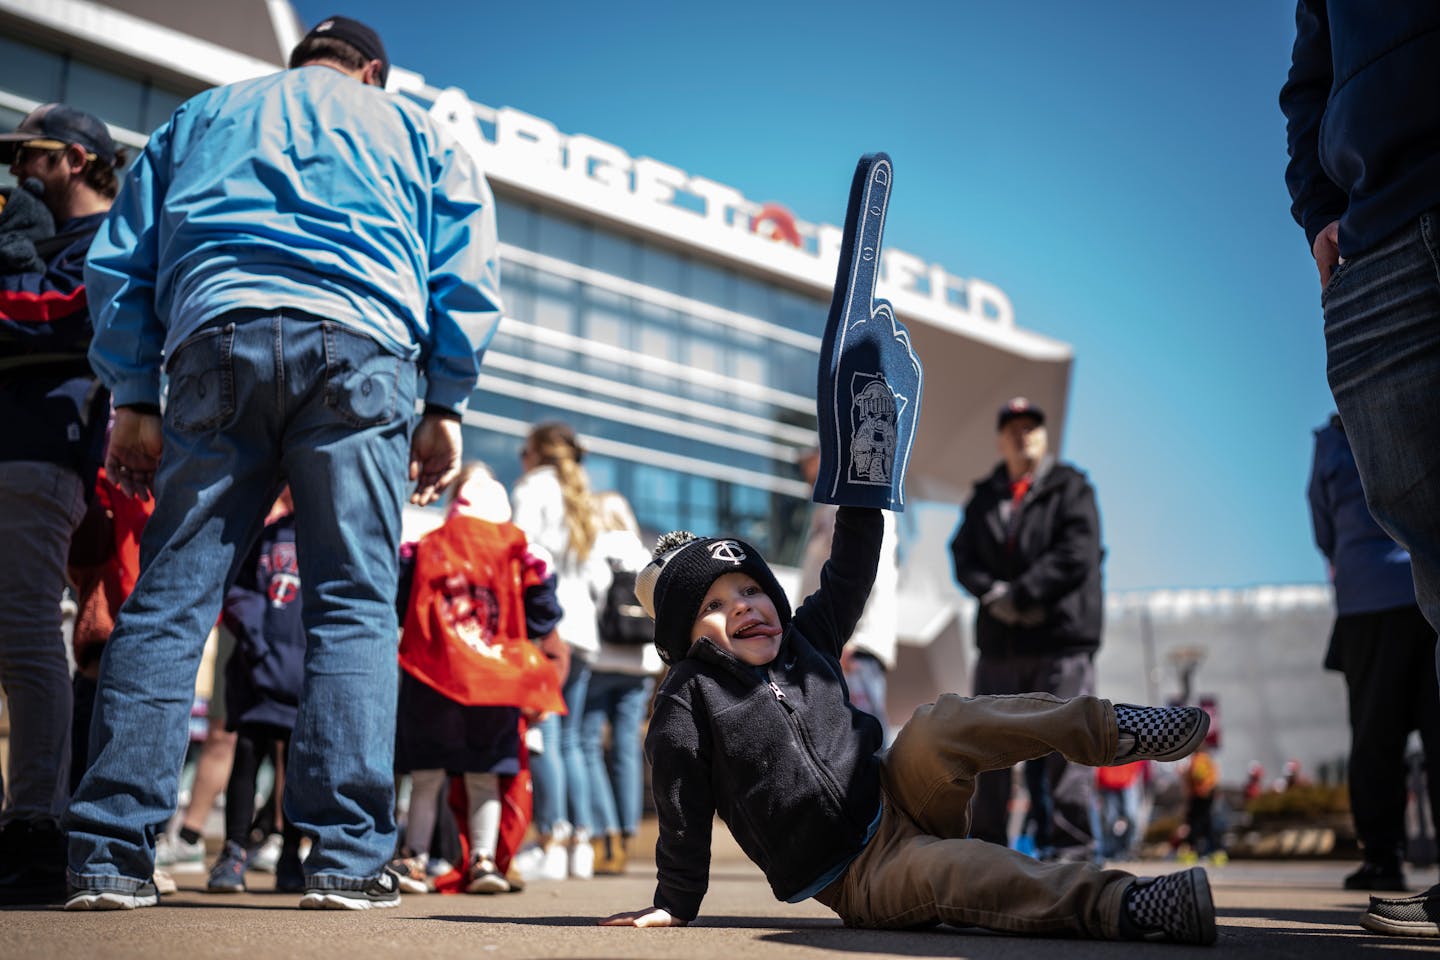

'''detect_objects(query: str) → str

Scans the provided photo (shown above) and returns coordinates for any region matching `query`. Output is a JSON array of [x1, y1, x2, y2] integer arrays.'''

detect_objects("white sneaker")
[[511, 843, 544, 882], [569, 833, 594, 880], [248, 834, 283, 873], [152, 869, 178, 895], [155, 833, 206, 869]]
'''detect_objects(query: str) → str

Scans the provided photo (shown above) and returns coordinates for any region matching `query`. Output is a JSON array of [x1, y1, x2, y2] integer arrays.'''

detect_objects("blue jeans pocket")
[[166, 323, 235, 432], [322, 322, 402, 427]]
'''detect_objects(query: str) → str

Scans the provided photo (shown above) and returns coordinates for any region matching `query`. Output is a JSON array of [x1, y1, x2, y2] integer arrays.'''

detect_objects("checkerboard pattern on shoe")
[[1121, 867, 1217, 945], [1361, 886, 1440, 937], [1113, 703, 1209, 763]]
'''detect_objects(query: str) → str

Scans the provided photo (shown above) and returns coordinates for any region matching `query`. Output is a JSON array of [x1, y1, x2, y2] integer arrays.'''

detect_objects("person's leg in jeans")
[[611, 675, 653, 840], [529, 711, 566, 835], [279, 317, 414, 891], [580, 672, 621, 842], [1325, 215, 1440, 645], [0, 462, 86, 902], [67, 319, 281, 894], [558, 656, 592, 876], [0, 462, 86, 824], [1324, 218, 1440, 926]]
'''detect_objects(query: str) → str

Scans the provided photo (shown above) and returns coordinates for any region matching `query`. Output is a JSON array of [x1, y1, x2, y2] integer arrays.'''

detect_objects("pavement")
[[8, 820, 1440, 959]]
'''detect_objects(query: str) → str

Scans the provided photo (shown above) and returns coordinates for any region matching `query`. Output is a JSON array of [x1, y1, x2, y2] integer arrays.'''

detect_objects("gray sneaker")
[[298, 869, 401, 910], [1112, 703, 1209, 763], [1361, 883, 1440, 937], [1119, 867, 1217, 945], [65, 880, 160, 911]]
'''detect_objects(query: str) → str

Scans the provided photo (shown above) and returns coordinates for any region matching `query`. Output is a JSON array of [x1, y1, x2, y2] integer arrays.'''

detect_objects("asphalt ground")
[[7, 828, 1440, 960]]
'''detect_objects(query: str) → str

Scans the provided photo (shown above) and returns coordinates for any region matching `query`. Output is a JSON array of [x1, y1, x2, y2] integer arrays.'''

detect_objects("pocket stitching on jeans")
[[322, 322, 401, 428], [168, 326, 235, 433], [1320, 257, 1354, 307]]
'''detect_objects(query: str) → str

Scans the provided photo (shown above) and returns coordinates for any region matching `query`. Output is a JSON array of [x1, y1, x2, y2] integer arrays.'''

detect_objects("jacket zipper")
[[765, 668, 859, 832]]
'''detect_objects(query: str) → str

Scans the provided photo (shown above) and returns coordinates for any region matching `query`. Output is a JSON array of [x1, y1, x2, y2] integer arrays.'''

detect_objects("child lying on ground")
[[599, 506, 1216, 945]]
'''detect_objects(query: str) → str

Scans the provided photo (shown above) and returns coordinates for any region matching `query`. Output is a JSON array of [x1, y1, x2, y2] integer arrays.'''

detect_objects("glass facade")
[[0, 27, 824, 562], [471, 196, 825, 562], [0, 32, 194, 188]]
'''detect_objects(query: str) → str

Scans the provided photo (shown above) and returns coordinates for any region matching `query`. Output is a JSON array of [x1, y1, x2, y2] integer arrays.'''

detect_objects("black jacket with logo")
[[950, 457, 1104, 658], [645, 506, 884, 921]]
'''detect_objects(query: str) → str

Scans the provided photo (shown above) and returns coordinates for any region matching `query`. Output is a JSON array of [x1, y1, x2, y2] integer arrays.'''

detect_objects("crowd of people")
[[0, 1, 1438, 948]]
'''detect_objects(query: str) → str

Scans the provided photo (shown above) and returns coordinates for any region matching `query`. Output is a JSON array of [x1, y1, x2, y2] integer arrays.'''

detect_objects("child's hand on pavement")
[[598, 906, 686, 927]]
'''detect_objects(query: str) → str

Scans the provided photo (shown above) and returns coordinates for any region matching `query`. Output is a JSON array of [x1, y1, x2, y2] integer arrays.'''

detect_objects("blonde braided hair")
[[526, 421, 598, 561]]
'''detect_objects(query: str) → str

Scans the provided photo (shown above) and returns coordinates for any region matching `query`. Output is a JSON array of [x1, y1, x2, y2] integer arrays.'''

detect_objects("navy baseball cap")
[[297, 15, 390, 87], [0, 103, 119, 167], [997, 396, 1045, 430]]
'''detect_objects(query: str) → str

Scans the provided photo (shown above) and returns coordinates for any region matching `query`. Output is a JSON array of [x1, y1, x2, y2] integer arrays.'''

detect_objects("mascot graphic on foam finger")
[[816, 153, 923, 511]]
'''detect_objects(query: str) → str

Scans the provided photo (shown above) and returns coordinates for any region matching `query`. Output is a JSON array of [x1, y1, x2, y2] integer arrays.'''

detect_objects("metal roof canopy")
[[902, 316, 1073, 505]]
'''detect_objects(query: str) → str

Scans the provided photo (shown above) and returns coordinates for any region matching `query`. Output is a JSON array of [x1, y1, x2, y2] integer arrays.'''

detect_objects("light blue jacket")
[[86, 65, 501, 413]]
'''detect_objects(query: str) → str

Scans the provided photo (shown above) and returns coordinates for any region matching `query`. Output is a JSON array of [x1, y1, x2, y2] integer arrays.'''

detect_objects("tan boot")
[[593, 832, 628, 875]]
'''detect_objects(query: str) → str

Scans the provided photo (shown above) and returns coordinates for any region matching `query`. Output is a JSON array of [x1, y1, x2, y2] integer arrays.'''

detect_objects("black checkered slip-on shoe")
[[1112, 703, 1209, 763], [1361, 883, 1440, 937], [1119, 867, 1217, 946]]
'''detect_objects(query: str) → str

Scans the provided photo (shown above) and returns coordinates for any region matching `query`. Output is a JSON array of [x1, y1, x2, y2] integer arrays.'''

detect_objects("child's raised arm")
[[598, 906, 687, 927]]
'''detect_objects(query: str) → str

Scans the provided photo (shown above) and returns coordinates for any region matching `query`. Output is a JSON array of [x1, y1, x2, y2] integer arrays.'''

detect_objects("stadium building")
[[0, 0, 1084, 724]]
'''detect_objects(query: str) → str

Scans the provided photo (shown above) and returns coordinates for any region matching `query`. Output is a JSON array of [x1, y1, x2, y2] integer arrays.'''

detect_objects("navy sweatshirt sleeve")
[[1280, 0, 1348, 250]]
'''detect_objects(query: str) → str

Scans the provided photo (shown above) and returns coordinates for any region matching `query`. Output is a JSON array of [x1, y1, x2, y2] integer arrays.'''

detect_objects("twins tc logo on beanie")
[[707, 540, 746, 564], [635, 531, 792, 665]]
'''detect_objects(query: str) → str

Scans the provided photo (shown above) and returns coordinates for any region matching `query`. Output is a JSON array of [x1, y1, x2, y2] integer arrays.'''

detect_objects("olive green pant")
[[815, 693, 1135, 938]]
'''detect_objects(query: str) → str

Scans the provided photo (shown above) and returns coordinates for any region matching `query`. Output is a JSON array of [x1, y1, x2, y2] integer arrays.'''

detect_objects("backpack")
[[598, 561, 654, 647]]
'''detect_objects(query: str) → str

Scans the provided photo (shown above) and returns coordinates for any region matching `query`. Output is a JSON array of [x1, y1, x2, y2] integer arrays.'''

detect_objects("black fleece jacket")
[[645, 506, 884, 921], [950, 457, 1104, 658]]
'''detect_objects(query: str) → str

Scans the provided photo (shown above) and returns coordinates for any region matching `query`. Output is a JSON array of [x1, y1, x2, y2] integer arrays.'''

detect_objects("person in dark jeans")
[[1282, 1, 1440, 936]]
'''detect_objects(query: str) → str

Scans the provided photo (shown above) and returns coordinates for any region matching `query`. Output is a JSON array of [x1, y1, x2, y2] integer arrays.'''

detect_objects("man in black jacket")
[[1280, 1, 1440, 938], [950, 397, 1104, 858]]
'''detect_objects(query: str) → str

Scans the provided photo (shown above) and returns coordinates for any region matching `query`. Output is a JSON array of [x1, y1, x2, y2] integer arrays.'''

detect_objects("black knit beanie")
[[635, 531, 792, 665]]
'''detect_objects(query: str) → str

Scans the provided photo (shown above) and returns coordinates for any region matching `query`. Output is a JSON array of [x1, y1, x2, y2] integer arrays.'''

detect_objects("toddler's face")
[[690, 572, 782, 666]]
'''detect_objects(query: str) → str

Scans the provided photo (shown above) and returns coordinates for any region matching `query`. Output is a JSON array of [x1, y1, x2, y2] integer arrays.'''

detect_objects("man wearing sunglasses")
[[0, 103, 125, 905]]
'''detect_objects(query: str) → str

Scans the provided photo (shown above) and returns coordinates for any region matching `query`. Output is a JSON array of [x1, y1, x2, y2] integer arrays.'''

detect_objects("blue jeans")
[[0, 461, 87, 824], [66, 312, 415, 893], [581, 671, 653, 836], [530, 656, 592, 835], [1324, 212, 1440, 670]]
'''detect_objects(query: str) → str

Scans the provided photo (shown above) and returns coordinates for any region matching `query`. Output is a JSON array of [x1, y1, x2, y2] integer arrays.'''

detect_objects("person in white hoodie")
[[510, 421, 601, 879]]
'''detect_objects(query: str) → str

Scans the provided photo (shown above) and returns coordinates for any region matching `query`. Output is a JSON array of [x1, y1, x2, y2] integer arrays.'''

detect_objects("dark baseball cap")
[[997, 396, 1045, 430], [0, 103, 119, 167], [296, 15, 389, 87]]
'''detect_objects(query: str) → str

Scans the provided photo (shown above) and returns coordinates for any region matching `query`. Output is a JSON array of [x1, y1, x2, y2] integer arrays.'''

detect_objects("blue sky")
[[293, 1, 1333, 591]]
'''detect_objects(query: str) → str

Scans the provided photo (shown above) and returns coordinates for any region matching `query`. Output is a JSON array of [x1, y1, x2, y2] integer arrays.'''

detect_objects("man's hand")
[[409, 413, 463, 506], [106, 407, 164, 500], [599, 906, 686, 927], [1312, 220, 1341, 287], [981, 581, 1020, 625]]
